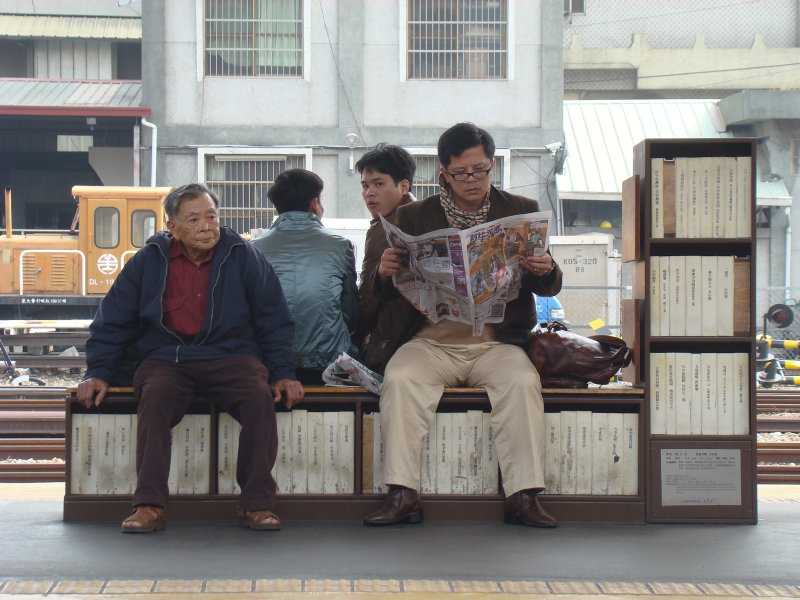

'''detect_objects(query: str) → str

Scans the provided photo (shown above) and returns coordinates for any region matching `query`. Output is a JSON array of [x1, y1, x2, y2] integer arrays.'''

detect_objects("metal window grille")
[[410, 154, 503, 200], [407, 0, 507, 80], [204, 154, 306, 234], [205, 0, 303, 77]]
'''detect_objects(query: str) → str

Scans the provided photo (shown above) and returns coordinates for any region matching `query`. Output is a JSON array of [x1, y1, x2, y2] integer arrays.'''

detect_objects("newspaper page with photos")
[[380, 210, 552, 335]]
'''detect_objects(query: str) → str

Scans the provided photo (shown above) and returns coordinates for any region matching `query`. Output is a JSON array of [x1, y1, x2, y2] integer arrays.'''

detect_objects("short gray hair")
[[163, 183, 220, 221]]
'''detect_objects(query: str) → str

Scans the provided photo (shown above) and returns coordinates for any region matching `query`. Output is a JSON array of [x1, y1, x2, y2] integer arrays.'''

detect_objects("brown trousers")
[[132, 355, 276, 511]]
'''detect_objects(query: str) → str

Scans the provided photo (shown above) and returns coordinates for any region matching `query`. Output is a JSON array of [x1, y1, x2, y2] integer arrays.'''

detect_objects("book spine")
[[675, 353, 692, 435], [291, 409, 308, 494], [575, 411, 593, 495], [649, 256, 660, 336], [467, 410, 483, 495], [701, 353, 718, 435], [176, 417, 193, 495], [96, 414, 115, 495], [733, 352, 751, 435], [591, 412, 609, 495], [193, 414, 210, 494], [607, 413, 624, 495], [649, 352, 666, 435], [559, 410, 577, 494], [451, 412, 468, 494], [700, 255, 718, 336], [307, 412, 324, 494], [690, 353, 703, 435], [651, 158, 664, 238], [217, 412, 234, 495], [420, 415, 436, 494], [275, 412, 292, 495], [481, 412, 498, 494], [737, 156, 752, 238], [83, 414, 100, 495], [685, 256, 701, 335], [361, 413, 374, 494], [622, 413, 639, 496], [718, 256, 734, 336], [716, 353, 734, 435], [544, 412, 561, 494], [323, 411, 339, 494], [338, 411, 355, 494], [658, 256, 670, 336], [435, 412, 452, 494], [675, 157, 689, 237], [70, 413, 84, 494], [665, 352, 676, 435], [669, 256, 685, 336], [113, 414, 134, 495]]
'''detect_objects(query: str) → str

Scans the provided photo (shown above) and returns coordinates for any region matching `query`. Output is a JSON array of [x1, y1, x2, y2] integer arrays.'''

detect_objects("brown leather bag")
[[527, 321, 632, 388]]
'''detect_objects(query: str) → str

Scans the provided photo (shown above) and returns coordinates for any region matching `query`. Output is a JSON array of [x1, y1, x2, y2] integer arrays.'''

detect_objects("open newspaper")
[[381, 210, 552, 335]]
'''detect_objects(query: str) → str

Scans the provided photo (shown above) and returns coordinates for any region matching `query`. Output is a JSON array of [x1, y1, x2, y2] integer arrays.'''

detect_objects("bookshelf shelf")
[[622, 137, 757, 524]]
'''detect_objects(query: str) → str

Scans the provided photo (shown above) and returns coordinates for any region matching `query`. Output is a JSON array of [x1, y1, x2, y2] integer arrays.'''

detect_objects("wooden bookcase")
[[63, 386, 646, 523], [621, 138, 757, 524]]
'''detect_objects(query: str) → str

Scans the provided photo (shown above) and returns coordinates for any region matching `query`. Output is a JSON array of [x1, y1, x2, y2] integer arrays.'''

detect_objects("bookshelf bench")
[[64, 385, 645, 523]]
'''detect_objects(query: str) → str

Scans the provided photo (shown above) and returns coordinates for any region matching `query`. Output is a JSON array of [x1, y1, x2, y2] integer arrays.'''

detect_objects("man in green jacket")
[[252, 169, 360, 384]]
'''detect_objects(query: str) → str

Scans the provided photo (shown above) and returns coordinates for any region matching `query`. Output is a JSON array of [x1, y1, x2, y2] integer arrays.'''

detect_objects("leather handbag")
[[527, 321, 632, 388]]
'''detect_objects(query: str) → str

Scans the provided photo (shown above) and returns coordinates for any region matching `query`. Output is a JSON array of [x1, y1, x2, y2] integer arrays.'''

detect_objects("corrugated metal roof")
[[0, 14, 141, 39], [559, 99, 791, 206], [0, 78, 142, 108]]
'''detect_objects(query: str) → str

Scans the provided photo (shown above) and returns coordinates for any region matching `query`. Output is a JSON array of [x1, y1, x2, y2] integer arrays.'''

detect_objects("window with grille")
[[407, 0, 507, 80], [205, 0, 303, 77], [409, 154, 504, 201], [203, 153, 306, 235]]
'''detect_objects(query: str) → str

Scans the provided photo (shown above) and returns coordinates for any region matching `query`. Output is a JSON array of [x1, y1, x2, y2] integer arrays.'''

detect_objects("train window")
[[94, 207, 120, 249], [131, 210, 156, 247]]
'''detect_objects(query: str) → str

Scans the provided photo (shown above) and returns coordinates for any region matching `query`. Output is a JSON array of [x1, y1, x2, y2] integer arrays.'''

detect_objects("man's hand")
[[271, 379, 305, 409], [378, 247, 408, 281], [76, 377, 109, 408], [520, 254, 554, 277]]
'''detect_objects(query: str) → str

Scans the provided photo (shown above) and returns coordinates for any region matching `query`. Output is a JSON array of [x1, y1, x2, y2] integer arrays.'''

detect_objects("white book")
[[722, 156, 738, 237], [651, 157, 664, 238], [275, 412, 292, 495], [649, 256, 660, 336], [669, 256, 685, 336], [70, 413, 85, 494], [451, 412, 468, 494], [711, 157, 724, 238], [176, 418, 193, 495], [481, 412, 498, 494], [701, 255, 718, 336], [193, 415, 210, 494], [96, 415, 115, 495], [307, 412, 324, 494], [658, 255, 671, 336], [559, 411, 577, 494], [82, 414, 100, 495], [675, 353, 692, 435], [700, 157, 713, 238], [690, 353, 703, 435], [687, 158, 701, 237], [168, 425, 178, 494], [675, 157, 689, 238], [649, 352, 666, 435], [231, 415, 241, 495], [290, 409, 308, 494], [113, 414, 134, 495], [374, 412, 387, 493], [664, 352, 677, 435], [716, 353, 734, 435], [685, 255, 702, 335], [419, 415, 436, 494], [435, 412, 452, 494], [622, 413, 639, 496], [717, 255, 734, 336], [466, 410, 483, 494], [590, 412, 609, 495], [701, 353, 718, 435], [607, 413, 624, 495], [737, 156, 752, 238], [217, 412, 236, 494], [544, 412, 561, 494], [733, 352, 750, 435], [338, 411, 355, 494], [322, 411, 339, 494], [575, 411, 593, 495]]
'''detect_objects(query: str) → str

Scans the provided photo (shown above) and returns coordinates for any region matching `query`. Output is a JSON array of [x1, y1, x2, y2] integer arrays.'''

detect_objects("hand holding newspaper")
[[380, 210, 552, 335]]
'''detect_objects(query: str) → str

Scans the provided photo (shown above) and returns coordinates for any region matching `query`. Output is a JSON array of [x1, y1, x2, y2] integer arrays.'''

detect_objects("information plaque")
[[660, 448, 741, 506]]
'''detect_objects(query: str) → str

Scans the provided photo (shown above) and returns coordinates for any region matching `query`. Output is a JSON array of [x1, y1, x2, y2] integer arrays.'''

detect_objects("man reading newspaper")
[[363, 123, 563, 528]]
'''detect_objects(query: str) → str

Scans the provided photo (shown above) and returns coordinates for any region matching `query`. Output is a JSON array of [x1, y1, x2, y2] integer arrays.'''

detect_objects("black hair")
[[355, 143, 416, 185], [267, 169, 324, 214], [437, 122, 496, 168], [163, 182, 220, 220]]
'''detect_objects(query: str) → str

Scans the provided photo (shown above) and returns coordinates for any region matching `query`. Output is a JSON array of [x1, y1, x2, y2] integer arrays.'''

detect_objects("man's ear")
[[166, 220, 175, 235], [399, 179, 411, 195], [310, 197, 323, 218]]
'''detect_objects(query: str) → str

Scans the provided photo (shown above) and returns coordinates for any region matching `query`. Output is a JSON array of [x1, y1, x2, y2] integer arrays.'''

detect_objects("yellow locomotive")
[[1, 186, 170, 319]]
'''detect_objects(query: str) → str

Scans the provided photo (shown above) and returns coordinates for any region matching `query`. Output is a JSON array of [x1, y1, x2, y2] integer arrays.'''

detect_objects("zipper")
[[152, 239, 185, 361], [197, 239, 241, 346]]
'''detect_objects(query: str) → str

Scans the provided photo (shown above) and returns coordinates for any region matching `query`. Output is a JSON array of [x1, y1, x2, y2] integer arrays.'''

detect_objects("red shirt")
[[162, 238, 215, 341]]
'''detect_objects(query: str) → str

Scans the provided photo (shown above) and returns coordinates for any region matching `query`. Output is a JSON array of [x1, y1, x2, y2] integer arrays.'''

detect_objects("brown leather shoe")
[[504, 489, 557, 528], [120, 505, 166, 534], [363, 485, 423, 526], [237, 506, 281, 531]]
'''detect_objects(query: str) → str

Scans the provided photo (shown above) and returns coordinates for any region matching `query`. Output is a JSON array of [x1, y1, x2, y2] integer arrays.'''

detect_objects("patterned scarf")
[[439, 173, 491, 230]]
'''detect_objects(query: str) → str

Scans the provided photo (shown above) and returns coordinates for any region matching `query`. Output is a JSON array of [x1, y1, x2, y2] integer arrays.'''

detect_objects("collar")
[[271, 211, 322, 228]]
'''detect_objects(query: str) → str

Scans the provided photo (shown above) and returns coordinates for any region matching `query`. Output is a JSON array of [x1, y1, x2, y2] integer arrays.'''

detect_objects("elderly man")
[[363, 123, 562, 528], [77, 182, 303, 534]]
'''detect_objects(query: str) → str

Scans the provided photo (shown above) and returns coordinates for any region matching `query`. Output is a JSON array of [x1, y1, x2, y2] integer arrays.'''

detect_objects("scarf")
[[438, 173, 491, 230]]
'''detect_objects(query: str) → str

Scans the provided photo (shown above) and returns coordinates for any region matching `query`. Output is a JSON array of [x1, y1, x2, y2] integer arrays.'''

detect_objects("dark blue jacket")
[[85, 227, 296, 384]]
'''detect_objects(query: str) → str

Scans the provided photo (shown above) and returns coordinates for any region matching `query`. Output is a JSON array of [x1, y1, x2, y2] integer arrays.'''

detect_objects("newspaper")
[[381, 210, 552, 335], [322, 352, 383, 395]]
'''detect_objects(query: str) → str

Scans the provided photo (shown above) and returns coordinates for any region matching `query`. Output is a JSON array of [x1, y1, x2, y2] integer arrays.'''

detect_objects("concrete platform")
[[1, 484, 799, 599]]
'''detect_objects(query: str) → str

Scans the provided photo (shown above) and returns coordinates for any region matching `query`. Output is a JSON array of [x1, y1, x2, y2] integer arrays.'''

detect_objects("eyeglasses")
[[444, 167, 492, 182]]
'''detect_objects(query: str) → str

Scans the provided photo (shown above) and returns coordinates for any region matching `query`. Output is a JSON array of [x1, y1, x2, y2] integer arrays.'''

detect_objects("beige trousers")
[[380, 337, 545, 496]]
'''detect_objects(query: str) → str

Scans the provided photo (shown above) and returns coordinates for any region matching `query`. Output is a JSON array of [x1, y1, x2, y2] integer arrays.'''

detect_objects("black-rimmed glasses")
[[444, 167, 493, 182]]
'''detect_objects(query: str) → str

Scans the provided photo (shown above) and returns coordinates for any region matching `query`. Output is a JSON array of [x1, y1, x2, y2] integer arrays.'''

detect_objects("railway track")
[[1, 387, 799, 484]]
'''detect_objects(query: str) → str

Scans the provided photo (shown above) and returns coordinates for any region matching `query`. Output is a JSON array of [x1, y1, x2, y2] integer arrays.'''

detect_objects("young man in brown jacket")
[[362, 123, 562, 528]]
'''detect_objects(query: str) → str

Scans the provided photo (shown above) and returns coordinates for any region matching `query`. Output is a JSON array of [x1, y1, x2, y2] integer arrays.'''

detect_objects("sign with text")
[[660, 448, 741, 506]]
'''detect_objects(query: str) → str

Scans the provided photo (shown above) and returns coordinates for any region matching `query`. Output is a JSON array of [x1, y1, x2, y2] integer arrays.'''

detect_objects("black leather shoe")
[[363, 486, 423, 526], [504, 489, 558, 528]]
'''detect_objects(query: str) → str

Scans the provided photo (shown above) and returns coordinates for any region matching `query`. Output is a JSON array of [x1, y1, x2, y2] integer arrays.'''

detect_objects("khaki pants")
[[380, 337, 545, 496]]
